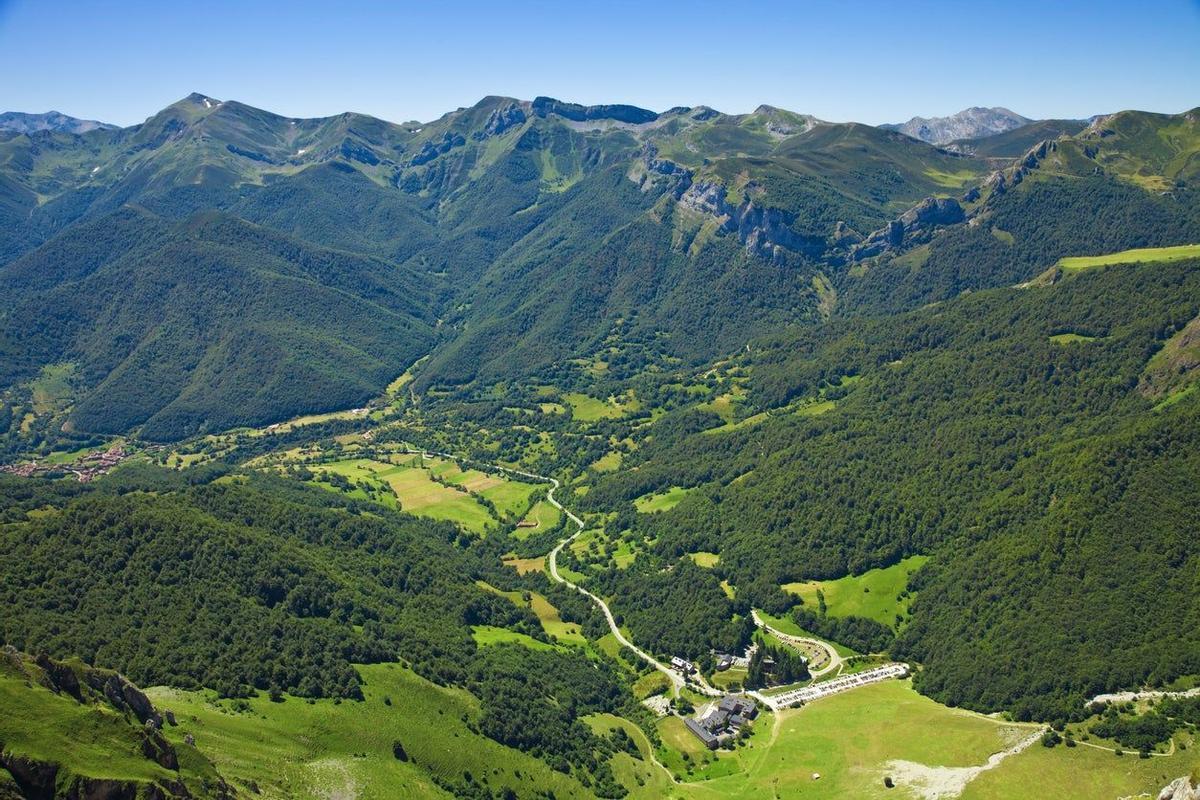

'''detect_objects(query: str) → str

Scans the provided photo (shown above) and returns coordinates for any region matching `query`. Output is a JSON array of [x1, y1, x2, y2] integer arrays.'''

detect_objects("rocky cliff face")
[[851, 196, 965, 259], [1, 649, 231, 800], [678, 181, 825, 262]]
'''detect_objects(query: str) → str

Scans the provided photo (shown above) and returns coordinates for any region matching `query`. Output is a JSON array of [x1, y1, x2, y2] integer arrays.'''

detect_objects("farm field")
[[782, 555, 929, 627], [432, 461, 540, 520], [514, 498, 563, 539], [146, 664, 595, 800], [304, 457, 533, 534], [1057, 243, 1200, 272]]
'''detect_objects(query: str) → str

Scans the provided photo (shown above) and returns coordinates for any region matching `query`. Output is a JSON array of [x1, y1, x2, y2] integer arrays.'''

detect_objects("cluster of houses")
[[684, 694, 759, 749], [0, 443, 129, 483]]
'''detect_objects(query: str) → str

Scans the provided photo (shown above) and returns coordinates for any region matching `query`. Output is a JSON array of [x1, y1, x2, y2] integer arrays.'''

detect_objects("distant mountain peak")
[[182, 92, 220, 107], [0, 110, 117, 135], [881, 106, 1033, 145]]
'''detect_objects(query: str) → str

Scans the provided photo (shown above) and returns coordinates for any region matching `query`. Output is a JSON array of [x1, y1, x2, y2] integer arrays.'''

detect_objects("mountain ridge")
[[0, 110, 117, 134], [881, 105, 1036, 144]]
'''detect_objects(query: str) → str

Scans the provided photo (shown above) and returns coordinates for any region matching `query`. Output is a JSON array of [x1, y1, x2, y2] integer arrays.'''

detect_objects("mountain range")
[[1, 90, 1200, 799], [0, 110, 118, 135], [1, 93, 1197, 441]]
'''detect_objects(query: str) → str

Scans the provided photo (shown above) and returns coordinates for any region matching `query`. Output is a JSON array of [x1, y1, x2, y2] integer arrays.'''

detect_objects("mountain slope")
[[582, 254, 1200, 719], [946, 118, 1088, 157], [0, 207, 437, 439], [881, 106, 1033, 144], [0, 649, 230, 800], [0, 111, 117, 134]]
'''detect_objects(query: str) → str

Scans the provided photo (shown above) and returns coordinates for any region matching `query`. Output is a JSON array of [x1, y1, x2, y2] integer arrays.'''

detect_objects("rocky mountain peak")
[[882, 106, 1033, 145]]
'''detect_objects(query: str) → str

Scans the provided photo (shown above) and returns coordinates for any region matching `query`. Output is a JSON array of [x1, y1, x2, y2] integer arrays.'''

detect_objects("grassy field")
[[1057, 243, 1200, 272], [472, 625, 562, 651], [0, 657, 224, 794], [1049, 332, 1100, 344], [688, 551, 720, 568], [307, 458, 498, 534], [514, 498, 562, 539], [28, 362, 75, 414], [564, 392, 625, 421], [476, 581, 587, 646], [590, 450, 623, 472], [147, 664, 596, 800], [133, 667, 1198, 800], [782, 555, 929, 627], [634, 486, 695, 513], [502, 554, 546, 574]]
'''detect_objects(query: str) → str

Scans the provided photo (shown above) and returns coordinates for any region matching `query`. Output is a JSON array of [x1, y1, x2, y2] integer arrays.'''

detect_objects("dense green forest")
[[0, 471, 535, 697], [583, 258, 1200, 718]]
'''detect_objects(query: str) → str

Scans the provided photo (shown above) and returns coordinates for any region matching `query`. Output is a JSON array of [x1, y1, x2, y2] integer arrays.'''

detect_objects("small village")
[[0, 443, 130, 483]]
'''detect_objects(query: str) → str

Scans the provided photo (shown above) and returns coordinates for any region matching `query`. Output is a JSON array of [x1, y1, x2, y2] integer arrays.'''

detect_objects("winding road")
[[400, 449, 721, 699], [751, 609, 842, 677], [543, 475, 723, 700]]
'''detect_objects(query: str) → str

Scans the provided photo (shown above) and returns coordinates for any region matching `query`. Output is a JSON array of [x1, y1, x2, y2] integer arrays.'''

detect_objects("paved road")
[[544, 476, 723, 699], [401, 449, 720, 699], [751, 609, 842, 677]]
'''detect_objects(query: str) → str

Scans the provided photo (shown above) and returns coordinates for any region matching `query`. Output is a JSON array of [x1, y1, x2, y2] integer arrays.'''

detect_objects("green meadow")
[[634, 486, 694, 513], [1057, 243, 1200, 272], [564, 392, 625, 421], [782, 555, 929, 627], [301, 456, 540, 535], [147, 664, 596, 800]]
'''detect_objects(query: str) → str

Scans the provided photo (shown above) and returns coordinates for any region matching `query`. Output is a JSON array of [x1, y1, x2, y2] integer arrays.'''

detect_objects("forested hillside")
[[582, 257, 1200, 718]]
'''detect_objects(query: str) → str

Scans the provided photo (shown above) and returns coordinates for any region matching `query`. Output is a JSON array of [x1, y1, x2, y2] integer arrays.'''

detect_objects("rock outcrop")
[[409, 131, 466, 166], [1158, 776, 1200, 800], [678, 181, 824, 262], [473, 103, 526, 140], [851, 197, 964, 259]]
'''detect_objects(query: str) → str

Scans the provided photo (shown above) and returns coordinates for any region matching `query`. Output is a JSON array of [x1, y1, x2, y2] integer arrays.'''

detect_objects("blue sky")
[[1, 0, 1197, 127]]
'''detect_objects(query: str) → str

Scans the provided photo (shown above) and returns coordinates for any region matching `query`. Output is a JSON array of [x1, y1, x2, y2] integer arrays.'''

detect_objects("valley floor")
[[146, 674, 1197, 800]]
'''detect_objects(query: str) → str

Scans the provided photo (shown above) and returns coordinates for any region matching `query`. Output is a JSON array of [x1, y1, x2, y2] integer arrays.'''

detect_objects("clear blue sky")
[[1, 0, 1197, 127]]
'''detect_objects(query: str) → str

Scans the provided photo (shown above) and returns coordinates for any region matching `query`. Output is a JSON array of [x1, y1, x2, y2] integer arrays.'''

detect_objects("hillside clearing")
[[1057, 243, 1200, 272]]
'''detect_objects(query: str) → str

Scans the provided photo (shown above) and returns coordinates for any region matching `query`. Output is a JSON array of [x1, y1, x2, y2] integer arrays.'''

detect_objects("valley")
[[2, 80, 1200, 800]]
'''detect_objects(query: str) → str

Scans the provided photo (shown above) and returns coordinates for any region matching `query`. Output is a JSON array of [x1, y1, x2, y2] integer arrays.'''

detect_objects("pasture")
[[146, 664, 595, 800], [782, 555, 929, 627], [634, 486, 694, 513], [1057, 243, 1200, 272]]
